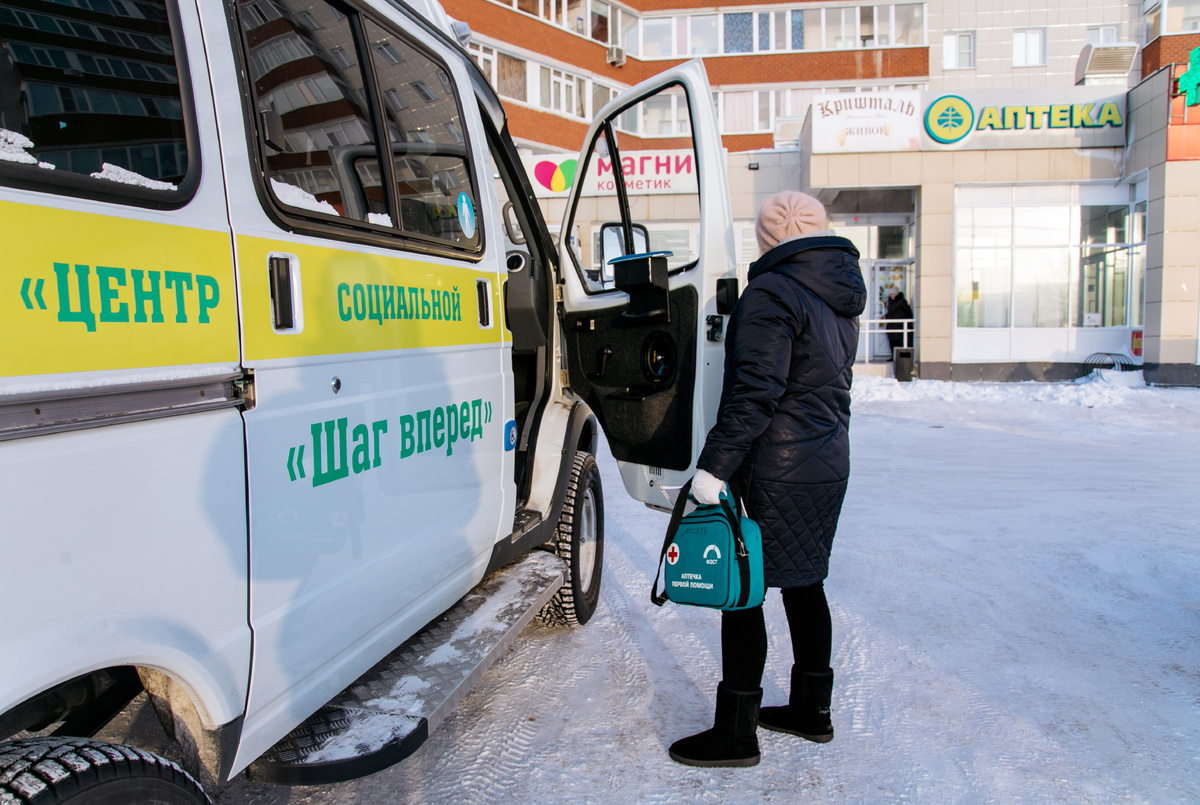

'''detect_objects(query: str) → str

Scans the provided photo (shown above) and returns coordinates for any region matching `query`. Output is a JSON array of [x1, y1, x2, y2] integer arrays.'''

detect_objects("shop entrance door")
[[859, 259, 915, 362]]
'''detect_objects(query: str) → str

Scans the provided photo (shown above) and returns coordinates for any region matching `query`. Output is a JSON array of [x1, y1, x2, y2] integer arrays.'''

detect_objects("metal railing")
[[858, 318, 914, 364]]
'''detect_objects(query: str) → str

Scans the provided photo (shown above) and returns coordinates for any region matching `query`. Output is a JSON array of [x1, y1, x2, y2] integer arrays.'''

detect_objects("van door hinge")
[[555, 285, 563, 303], [560, 370, 570, 388]]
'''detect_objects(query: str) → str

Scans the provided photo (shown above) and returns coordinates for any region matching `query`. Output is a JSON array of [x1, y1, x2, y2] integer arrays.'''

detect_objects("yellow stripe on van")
[[237, 235, 503, 361], [1, 202, 238, 378]]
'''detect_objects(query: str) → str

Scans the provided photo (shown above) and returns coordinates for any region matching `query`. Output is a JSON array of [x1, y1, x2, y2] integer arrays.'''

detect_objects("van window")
[[236, 0, 481, 252], [238, 0, 384, 225], [363, 18, 479, 249], [0, 0, 195, 200]]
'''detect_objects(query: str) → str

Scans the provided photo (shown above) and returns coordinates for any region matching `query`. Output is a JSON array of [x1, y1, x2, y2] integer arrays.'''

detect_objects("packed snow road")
[[217, 374, 1200, 804]]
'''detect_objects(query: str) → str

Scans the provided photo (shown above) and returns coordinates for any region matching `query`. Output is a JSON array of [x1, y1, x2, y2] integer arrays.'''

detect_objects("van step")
[[248, 550, 565, 785]]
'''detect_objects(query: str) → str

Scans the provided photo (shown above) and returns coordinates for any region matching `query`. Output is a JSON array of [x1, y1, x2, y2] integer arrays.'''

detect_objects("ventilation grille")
[[1076, 43, 1139, 84]]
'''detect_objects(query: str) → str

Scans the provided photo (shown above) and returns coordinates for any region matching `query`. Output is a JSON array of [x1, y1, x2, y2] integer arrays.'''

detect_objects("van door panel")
[[558, 61, 736, 506], [201, 0, 507, 766]]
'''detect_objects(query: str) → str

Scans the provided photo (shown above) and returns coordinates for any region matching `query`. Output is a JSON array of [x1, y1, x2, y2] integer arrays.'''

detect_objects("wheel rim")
[[577, 486, 598, 592]]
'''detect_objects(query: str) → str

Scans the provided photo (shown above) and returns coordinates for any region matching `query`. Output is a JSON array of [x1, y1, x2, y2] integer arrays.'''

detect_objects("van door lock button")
[[331, 377, 341, 394]]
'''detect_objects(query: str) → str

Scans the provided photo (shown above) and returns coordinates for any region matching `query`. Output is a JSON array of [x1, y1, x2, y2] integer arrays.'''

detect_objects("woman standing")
[[669, 191, 865, 767]]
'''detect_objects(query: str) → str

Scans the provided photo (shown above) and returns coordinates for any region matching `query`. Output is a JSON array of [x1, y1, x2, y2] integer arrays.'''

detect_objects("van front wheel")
[[538, 452, 604, 626], [0, 737, 210, 804]]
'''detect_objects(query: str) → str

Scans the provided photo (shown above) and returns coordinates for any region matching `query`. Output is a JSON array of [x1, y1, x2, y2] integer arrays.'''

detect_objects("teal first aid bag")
[[651, 478, 764, 611]]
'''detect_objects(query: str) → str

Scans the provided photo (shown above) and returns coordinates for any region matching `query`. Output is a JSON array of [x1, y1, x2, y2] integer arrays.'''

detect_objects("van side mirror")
[[261, 110, 287, 153], [599, 222, 648, 274]]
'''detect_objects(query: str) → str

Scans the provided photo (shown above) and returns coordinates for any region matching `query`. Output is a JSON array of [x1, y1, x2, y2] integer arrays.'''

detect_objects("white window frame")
[[1012, 28, 1045, 67], [1086, 24, 1120, 45], [943, 31, 975, 69]]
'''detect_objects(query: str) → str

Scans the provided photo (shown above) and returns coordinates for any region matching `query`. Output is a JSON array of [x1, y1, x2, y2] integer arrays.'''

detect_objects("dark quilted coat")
[[697, 235, 865, 588]]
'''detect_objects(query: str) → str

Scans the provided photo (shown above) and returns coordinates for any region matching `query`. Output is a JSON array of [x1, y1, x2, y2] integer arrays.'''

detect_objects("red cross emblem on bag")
[[667, 543, 680, 565]]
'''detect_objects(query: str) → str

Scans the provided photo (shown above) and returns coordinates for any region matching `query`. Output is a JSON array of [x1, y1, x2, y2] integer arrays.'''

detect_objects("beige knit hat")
[[755, 191, 827, 255]]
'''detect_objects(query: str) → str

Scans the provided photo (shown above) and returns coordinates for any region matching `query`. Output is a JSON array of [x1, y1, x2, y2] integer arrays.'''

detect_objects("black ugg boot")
[[669, 682, 762, 767], [758, 667, 834, 743]]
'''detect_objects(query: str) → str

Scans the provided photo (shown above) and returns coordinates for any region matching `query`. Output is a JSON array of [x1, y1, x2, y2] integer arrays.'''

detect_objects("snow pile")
[[214, 384, 1200, 804], [851, 372, 1154, 409], [368, 212, 394, 227], [1, 128, 54, 169], [271, 178, 339, 215], [90, 162, 176, 191]]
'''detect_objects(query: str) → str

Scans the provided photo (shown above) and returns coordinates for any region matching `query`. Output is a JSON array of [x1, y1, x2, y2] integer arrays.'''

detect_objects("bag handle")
[[719, 493, 752, 609], [651, 478, 753, 609], [651, 478, 692, 606]]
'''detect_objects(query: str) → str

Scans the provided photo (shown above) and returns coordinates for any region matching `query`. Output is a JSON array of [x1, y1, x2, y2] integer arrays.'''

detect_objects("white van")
[[0, 1, 736, 801]]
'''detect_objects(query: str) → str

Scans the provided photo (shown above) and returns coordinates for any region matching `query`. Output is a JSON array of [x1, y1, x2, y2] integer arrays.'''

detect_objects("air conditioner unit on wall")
[[1076, 42, 1139, 85], [606, 46, 626, 67]]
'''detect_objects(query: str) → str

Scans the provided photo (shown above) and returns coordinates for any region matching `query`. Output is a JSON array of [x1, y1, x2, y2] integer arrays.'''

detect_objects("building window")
[[539, 67, 587, 119], [590, 0, 609, 44], [643, 17, 672, 57], [299, 11, 321, 29], [593, 83, 612, 116], [638, 4, 925, 59], [1144, 4, 1162, 42], [1167, 0, 1200, 31], [690, 15, 718, 55], [330, 46, 353, 68], [497, 53, 527, 102], [724, 12, 752, 54], [943, 31, 975, 69], [1086, 25, 1120, 45], [1013, 28, 1045, 67], [376, 42, 404, 64], [620, 9, 638, 56], [384, 88, 407, 110], [894, 4, 924, 44], [411, 80, 435, 102]]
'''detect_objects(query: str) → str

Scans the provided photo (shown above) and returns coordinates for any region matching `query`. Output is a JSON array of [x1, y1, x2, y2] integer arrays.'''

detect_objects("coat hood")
[[748, 234, 866, 318]]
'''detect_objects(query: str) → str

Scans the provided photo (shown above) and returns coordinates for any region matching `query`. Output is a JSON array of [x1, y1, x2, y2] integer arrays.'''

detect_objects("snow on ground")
[[219, 376, 1200, 804]]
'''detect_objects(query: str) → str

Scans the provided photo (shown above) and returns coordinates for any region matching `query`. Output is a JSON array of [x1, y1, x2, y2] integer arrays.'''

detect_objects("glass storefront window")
[[1130, 245, 1146, 327], [957, 188, 1144, 332], [1014, 206, 1069, 247], [1077, 205, 1133, 328], [1014, 247, 1069, 327], [957, 248, 1011, 327], [958, 207, 1012, 248]]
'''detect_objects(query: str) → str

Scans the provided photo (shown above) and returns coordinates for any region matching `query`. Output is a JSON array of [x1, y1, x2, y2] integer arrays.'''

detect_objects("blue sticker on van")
[[504, 420, 518, 451], [457, 192, 476, 239]]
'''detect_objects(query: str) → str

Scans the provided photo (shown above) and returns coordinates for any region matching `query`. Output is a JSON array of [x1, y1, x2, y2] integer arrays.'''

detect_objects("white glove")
[[692, 469, 726, 505]]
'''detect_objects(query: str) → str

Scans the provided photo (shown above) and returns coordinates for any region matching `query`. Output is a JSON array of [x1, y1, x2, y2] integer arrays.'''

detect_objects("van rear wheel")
[[538, 452, 604, 626], [0, 737, 210, 804]]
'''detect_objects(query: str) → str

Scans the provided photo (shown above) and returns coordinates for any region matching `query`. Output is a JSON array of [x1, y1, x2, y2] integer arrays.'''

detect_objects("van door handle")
[[476, 279, 492, 328], [269, 255, 295, 330]]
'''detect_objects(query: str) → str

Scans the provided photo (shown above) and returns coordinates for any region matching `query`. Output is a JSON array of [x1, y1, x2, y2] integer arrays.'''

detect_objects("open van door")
[[559, 60, 736, 510]]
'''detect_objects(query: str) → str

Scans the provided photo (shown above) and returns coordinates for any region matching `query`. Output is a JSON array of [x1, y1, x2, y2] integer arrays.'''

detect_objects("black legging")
[[721, 582, 831, 691]]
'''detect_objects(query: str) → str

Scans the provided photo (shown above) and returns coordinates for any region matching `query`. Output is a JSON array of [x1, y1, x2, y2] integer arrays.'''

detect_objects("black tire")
[[537, 452, 604, 626], [0, 737, 210, 804]]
